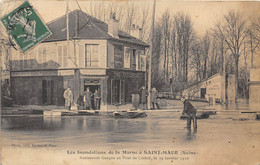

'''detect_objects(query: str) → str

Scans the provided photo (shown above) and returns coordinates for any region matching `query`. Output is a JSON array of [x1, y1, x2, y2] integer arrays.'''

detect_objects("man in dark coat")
[[84, 87, 93, 110], [181, 97, 197, 129], [94, 89, 101, 110], [139, 86, 148, 110]]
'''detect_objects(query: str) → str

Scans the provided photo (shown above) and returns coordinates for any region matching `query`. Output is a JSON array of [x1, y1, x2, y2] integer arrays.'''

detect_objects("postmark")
[[0, 1, 51, 53]]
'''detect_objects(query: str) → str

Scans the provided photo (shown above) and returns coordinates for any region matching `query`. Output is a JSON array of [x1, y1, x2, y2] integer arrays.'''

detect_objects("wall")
[[182, 74, 225, 103], [107, 40, 146, 71], [249, 68, 260, 107], [106, 69, 145, 104], [10, 39, 108, 71], [11, 76, 65, 105]]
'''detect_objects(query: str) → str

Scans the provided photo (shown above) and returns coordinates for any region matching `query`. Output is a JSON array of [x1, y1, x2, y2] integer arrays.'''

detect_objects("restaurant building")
[[9, 10, 149, 110]]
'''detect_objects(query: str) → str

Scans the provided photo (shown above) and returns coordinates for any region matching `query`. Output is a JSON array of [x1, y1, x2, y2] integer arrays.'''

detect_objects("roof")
[[44, 10, 149, 47]]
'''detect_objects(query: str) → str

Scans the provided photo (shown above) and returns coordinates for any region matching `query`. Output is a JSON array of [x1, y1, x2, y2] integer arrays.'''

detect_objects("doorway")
[[84, 85, 100, 109], [42, 80, 54, 105], [111, 79, 125, 104], [201, 88, 206, 99]]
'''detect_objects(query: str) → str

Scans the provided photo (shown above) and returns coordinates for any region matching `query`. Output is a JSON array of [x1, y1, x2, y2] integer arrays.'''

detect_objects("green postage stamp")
[[1, 1, 51, 53]]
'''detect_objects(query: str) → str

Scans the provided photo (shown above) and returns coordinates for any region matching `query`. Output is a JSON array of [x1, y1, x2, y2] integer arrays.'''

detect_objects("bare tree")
[[247, 17, 260, 68], [201, 31, 210, 79], [160, 10, 171, 83], [213, 10, 247, 101], [173, 13, 195, 85], [190, 39, 203, 81], [138, 5, 151, 42], [122, 2, 137, 34]]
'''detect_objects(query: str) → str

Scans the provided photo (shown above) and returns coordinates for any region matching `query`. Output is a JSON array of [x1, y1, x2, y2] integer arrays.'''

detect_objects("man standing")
[[139, 86, 148, 110], [63, 87, 73, 110], [84, 87, 93, 110], [94, 89, 101, 110], [151, 88, 160, 110], [181, 97, 197, 129]]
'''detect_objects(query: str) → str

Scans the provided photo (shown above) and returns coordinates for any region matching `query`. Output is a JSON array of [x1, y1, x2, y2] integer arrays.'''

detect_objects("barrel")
[[131, 94, 140, 109]]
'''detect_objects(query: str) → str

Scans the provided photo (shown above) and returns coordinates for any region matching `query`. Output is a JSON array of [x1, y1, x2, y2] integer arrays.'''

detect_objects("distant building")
[[182, 73, 235, 104], [249, 53, 260, 107], [9, 10, 149, 110]]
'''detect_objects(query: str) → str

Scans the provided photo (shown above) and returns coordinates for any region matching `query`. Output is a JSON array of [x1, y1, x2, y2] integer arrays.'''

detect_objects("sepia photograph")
[[0, 0, 260, 164]]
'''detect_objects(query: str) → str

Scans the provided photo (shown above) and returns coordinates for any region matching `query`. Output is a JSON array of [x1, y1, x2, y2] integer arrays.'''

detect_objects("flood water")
[[1, 110, 260, 165], [2, 111, 260, 148]]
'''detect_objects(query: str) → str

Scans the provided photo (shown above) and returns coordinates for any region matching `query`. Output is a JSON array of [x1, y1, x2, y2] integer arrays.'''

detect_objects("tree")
[[173, 13, 195, 86], [190, 39, 203, 81], [160, 10, 171, 83], [213, 10, 247, 101], [247, 17, 260, 68], [201, 31, 210, 79]]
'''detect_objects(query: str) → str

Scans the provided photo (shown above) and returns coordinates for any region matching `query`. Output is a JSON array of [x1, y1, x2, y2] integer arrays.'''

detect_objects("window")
[[114, 45, 123, 68], [85, 44, 99, 67], [63, 45, 67, 67], [58, 45, 62, 66], [124, 47, 131, 68], [57, 45, 68, 68], [38, 46, 47, 68], [131, 49, 136, 70]]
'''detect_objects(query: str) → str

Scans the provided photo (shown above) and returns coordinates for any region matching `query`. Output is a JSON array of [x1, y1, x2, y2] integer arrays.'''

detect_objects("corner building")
[[10, 10, 149, 110]]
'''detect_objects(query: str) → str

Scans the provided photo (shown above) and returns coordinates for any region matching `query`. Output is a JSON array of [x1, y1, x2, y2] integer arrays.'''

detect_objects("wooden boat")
[[113, 110, 147, 119]]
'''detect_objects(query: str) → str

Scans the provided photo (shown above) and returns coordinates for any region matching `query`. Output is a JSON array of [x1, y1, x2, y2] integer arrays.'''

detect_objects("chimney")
[[130, 24, 142, 40], [108, 12, 119, 38]]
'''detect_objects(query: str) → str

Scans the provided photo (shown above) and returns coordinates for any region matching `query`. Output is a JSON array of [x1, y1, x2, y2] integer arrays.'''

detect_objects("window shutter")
[[58, 45, 62, 67], [121, 80, 125, 104], [63, 45, 67, 67], [111, 79, 115, 104], [79, 45, 84, 68]]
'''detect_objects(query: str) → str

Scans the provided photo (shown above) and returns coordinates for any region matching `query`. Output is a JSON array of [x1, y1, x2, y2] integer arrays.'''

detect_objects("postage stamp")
[[0, 1, 51, 53]]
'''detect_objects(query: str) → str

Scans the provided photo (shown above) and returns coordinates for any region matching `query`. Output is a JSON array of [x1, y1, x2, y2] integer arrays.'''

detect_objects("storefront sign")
[[80, 69, 106, 75], [58, 70, 74, 76], [11, 70, 74, 77]]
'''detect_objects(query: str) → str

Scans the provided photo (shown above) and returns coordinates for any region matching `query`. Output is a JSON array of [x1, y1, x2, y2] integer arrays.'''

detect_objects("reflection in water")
[[43, 116, 63, 130], [1, 111, 260, 150], [1, 112, 202, 148], [186, 128, 197, 141], [1, 115, 149, 146]]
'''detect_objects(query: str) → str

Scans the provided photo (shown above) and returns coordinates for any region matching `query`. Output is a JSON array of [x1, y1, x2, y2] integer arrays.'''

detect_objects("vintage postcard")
[[0, 0, 259, 165]]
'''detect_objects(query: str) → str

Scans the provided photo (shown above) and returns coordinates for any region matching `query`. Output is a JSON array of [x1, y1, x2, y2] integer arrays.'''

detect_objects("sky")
[[0, 0, 259, 37]]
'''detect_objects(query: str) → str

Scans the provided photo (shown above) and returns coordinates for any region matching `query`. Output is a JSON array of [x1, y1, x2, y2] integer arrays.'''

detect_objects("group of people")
[[139, 86, 160, 110], [82, 87, 101, 110], [63, 87, 101, 111]]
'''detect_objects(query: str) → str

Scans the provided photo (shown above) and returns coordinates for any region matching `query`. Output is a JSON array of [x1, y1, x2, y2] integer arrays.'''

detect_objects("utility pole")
[[222, 37, 226, 105], [147, 0, 156, 109], [66, 0, 69, 49]]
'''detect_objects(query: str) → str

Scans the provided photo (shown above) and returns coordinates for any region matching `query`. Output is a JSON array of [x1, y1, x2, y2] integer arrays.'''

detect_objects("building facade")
[[9, 10, 149, 110], [249, 52, 260, 107], [182, 73, 235, 104]]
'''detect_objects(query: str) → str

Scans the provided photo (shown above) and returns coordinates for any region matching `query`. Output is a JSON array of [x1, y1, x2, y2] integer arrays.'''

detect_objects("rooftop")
[[44, 9, 149, 47]]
